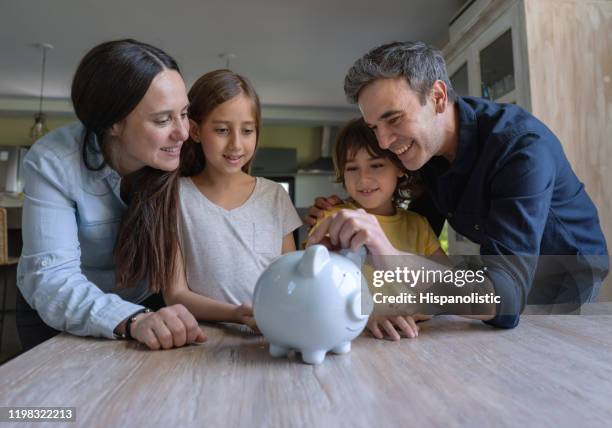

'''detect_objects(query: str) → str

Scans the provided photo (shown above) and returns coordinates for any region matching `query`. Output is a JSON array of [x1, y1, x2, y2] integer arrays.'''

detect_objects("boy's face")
[[343, 147, 404, 216]]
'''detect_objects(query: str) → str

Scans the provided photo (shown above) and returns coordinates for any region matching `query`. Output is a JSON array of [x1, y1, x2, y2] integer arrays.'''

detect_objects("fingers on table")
[[161, 312, 188, 348], [368, 321, 385, 340], [173, 305, 206, 344], [139, 327, 162, 350], [381, 319, 402, 341], [149, 315, 175, 350], [399, 316, 419, 338], [370, 316, 421, 341]]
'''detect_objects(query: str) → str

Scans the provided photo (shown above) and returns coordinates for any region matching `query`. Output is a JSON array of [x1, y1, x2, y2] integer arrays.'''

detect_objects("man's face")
[[358, 77, 444, 171]]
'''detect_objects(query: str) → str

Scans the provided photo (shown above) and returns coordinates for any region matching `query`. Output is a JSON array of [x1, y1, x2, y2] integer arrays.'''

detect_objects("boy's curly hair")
[[333, 117, 423, 206]]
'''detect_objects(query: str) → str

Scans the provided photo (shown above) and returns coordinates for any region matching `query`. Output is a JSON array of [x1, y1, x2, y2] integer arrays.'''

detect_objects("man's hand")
[[307, 208, 396, 255], [130, 304, 207, 350], [233, 303, 260, 334], [367, 314, 432, 341], [304, 195, 343, 227]]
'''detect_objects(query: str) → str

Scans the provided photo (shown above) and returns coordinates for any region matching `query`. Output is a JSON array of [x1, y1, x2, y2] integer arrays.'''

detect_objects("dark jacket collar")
[[442, 96, 480, 179]]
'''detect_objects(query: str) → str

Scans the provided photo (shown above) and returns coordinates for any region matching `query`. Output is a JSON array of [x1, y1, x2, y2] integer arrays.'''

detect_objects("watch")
[[116, 308, 151, 340]]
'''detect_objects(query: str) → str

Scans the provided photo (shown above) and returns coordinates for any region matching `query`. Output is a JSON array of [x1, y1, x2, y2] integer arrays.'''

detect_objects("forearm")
[[164, 289, 239, 323], [18, 254, 144, 338], [281, 232, 297, 254]]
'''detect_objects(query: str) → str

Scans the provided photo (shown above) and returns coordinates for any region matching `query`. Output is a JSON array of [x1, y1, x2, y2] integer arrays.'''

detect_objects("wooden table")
[[1, 306, 611, 427]]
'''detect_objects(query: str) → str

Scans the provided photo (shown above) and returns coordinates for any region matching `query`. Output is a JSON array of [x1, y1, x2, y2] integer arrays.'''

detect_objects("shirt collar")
[[418, 97, 480, 214], [442, 96, 480, 178], [86, 132, 118, 179]]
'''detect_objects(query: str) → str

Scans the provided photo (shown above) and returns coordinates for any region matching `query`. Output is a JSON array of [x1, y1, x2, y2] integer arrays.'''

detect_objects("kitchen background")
[[0, 0, 610, 362]]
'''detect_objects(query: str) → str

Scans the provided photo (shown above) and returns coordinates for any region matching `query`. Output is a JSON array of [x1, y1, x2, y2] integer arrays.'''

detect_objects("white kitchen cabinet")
[[446, 0, 531, 108]]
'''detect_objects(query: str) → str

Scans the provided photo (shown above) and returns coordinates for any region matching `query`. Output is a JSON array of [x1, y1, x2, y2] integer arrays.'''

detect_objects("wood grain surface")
[[524, 0, 612, 300], [1, 306, 611, 427]]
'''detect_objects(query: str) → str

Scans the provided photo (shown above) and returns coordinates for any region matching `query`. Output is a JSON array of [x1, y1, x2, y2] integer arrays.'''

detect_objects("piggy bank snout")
[[347, 291, 369, 322]]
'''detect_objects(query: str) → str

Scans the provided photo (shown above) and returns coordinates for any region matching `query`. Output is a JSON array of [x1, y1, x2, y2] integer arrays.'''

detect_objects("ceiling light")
[[30, 43, 54, 142]]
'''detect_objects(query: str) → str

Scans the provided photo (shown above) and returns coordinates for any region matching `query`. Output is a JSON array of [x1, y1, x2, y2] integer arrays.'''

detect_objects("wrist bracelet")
[[120, 308, 151, 340]]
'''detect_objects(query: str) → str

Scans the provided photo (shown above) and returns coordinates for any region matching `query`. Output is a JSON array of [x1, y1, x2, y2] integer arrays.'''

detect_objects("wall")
[[0, 115, 74, 146], [259, 125, 321, 168], [0, 116, 326, 170]]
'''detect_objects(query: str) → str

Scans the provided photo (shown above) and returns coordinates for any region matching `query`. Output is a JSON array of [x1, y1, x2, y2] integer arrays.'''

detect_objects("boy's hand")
[[367, 314, 432, 341], [304, 195, 343, 227], [234, 304, 260, 334]]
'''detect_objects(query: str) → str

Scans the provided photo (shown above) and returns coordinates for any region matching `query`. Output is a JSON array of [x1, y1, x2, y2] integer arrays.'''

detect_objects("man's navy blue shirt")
[[413, 97, 609, 328]]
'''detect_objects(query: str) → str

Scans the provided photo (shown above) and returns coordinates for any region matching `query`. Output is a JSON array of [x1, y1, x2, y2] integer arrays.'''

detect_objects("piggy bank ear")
[[348, 291, 369, 321], [298, 245, 330, 277]]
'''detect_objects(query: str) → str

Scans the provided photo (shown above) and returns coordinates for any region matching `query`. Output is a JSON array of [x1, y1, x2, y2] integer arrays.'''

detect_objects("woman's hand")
[[233, 304, 260, 334], [367, 313, 432, 341], [130, 304, 206, 350], [304, 195, 343, 227]]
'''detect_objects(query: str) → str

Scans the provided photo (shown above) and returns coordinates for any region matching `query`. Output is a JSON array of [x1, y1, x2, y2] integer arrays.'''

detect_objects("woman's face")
[[109, 69, 190, 175], [190, 93, 257, 177]]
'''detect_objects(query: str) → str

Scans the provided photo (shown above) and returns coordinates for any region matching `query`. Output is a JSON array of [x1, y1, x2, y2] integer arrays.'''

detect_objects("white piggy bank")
[[253, 245, 372, 365]]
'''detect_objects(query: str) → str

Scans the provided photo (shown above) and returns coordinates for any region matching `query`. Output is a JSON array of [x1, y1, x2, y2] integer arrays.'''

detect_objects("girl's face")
[[343, 147, 404, 216], [108, 69, 190, 175], [190, 93, 257, 177]]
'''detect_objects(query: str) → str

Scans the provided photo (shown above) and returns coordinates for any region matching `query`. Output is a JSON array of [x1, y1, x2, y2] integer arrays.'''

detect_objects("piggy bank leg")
[[331, 342, 351, 354], [269, 344, 289, 358], [301, 349, 326, 365]]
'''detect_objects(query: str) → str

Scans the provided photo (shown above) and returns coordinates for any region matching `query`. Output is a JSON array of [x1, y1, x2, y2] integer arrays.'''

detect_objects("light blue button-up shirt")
[[17, 122, 151, 338]]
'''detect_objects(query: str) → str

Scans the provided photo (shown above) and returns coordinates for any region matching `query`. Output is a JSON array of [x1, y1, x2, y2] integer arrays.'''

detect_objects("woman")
[[16, 39, 205, 351]]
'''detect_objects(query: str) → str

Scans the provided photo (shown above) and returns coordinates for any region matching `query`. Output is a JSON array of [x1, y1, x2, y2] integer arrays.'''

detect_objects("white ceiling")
[[0, 0, 466, 110]]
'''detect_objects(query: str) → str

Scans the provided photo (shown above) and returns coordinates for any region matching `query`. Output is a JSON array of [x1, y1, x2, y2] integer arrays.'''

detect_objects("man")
[[307, 41, 609, 330]]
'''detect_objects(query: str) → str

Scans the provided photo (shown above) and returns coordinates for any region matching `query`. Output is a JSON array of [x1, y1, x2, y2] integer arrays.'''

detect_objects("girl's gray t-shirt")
[[178, 176, 302, 305]]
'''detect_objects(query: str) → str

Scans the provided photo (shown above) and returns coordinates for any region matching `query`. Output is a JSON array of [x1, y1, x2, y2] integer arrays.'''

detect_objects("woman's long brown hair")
[[113, 167, 180, 293]]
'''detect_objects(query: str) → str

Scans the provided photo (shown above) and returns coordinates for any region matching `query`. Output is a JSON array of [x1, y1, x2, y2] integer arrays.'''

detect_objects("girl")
[[163, 70, 302, 331], [309, 117, 444, 340], [17, 39, 205, 351]]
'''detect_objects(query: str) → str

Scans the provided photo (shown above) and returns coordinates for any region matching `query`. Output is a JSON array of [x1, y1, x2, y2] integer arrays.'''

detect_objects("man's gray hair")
[[344, 41, 456, 105]]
